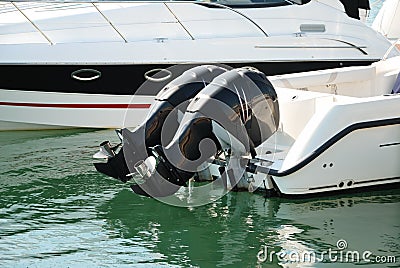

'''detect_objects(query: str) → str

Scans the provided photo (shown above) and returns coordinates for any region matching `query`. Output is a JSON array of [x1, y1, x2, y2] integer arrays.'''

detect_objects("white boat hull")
[[1, 1, 398, 131], [269, 108, 400, 196], [253, 56, 400, 196], [0, 89, 154, 130]]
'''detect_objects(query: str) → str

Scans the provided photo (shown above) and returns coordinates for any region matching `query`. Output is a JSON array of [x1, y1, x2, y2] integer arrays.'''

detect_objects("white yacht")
[[0, 0, 397, 130]]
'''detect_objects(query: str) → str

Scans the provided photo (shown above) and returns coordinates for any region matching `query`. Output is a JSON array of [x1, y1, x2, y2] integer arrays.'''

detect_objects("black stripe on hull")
[[0, 60, 375, 95], [379, 142, 400, 147]]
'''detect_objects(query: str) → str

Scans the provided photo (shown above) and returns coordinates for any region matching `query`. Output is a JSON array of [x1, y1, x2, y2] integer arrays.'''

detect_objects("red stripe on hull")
[[0, 102, 151, 109]]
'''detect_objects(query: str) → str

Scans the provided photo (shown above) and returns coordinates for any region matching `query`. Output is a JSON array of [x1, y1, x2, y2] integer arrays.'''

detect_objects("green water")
[[0, 129, 399, 267]]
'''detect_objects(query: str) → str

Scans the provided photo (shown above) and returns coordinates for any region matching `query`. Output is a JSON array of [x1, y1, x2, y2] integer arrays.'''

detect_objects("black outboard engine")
[[339, 0, 370, 20], [94, 65, 227, 184], [126, 67, 280, 197]]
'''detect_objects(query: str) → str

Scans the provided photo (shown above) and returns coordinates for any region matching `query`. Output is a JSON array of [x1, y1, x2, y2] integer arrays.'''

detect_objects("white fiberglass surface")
[[0, 2, 191, 43], [0, 2, 47, 43]]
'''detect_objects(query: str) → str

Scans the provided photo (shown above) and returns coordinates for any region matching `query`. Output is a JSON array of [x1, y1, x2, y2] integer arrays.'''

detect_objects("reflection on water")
[[0, 129, 399, 267], [98, 190, 400, 267]]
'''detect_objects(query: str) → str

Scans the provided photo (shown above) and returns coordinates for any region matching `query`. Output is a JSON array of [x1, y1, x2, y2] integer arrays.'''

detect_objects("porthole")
[[144, 68, 172, 82], [71, 69, 101, 81]]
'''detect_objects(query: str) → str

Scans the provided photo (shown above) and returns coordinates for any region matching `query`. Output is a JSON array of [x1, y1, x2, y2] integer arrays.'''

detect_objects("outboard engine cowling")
[[131, 67, 279, 197], [94, 65, 227, 183]]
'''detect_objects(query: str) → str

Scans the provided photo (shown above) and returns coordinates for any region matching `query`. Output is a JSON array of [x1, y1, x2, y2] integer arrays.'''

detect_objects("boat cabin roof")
[[0, 1, 347, 45]]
